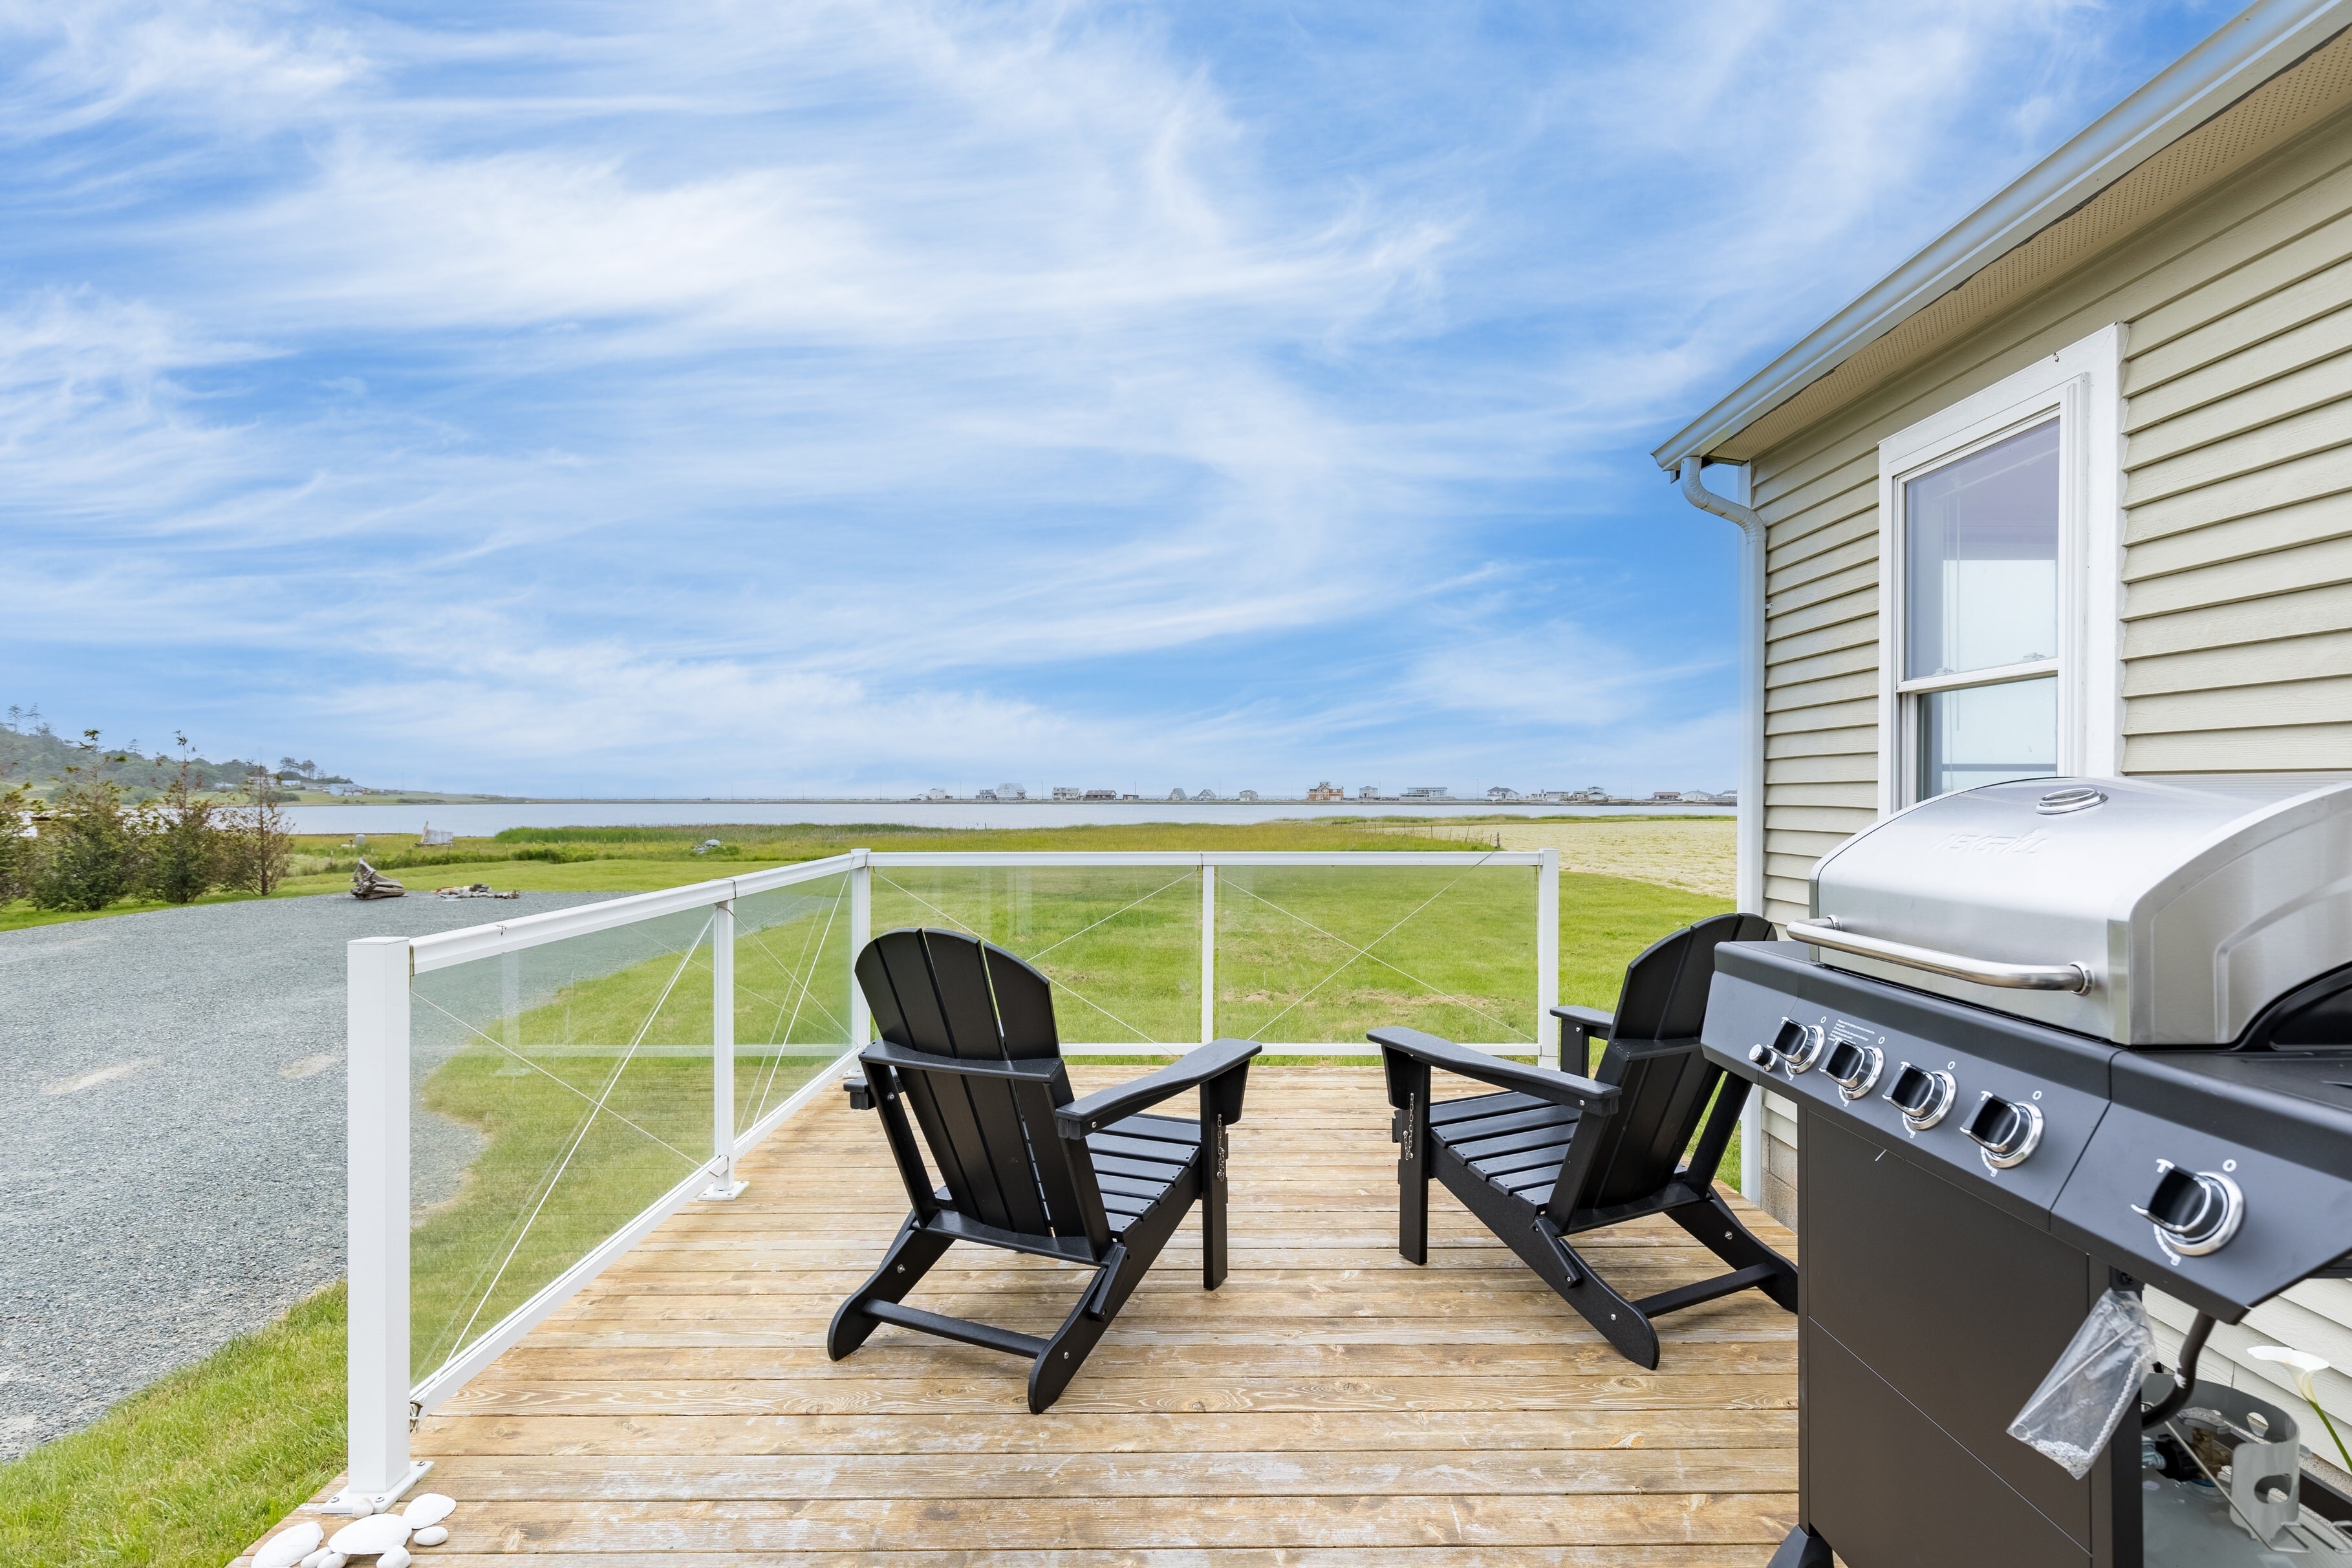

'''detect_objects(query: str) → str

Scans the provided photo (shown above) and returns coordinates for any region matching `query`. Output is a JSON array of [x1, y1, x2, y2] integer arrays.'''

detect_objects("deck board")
[[245, 1067, 1799, 1562]]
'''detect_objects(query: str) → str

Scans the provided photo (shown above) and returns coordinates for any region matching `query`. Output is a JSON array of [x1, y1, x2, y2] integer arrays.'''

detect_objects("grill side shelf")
[[2047, 1050, 2352, 1321]]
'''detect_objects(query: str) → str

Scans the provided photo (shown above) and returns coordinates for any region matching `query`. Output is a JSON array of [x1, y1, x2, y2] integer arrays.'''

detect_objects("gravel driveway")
[[0, 892, 606, 1459]]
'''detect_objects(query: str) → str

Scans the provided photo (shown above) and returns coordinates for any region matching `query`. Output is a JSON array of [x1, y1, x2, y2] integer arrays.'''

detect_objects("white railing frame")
[[347, 845, 1560, 1501]]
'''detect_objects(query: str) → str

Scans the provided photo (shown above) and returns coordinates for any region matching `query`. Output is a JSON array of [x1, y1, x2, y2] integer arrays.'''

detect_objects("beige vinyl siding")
[[1734, 100, 2352, 1428]]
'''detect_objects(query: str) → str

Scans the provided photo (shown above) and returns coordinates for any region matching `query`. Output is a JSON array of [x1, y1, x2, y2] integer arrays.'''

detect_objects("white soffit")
[[1654, 0, 2352, 469]]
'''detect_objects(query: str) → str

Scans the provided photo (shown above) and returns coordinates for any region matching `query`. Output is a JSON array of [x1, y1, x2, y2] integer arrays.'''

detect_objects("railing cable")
[[443, 913, 715, 1362]]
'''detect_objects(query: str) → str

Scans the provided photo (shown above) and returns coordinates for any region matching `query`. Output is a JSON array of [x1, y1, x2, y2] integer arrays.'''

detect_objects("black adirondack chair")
[[1374, 912, 1796, 1368], [830, 927, 1260, 1412]]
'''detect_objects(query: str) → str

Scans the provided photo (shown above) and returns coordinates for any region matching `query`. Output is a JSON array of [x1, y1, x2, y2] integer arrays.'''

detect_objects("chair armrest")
[[843, 1073, 874, 1111], [1370, 1026, 1618, 1115], [1055, 1038, 1260, 1139], [1549, 1003, 1615, 1074], [1551, 1004, 1613, 1038], [860, 1040, 1067, 1085]]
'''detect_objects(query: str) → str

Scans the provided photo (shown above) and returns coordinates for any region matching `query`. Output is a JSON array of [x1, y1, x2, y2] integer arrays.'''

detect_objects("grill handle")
[[1786, 920, 2094, 994]]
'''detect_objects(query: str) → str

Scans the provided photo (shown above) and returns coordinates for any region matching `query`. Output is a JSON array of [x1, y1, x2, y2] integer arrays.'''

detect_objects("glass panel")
[[733, 872, 855, 1132], [1916, 676, 2058, 800], [869, 865, 1200, 1045], [1904, 420, 2060, 679], [1217, 864, 1537, 1049], [407, 907, 717, 1384]]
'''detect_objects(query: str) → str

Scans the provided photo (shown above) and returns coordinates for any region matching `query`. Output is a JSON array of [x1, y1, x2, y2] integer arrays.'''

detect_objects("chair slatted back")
[[856, 927, 1109, 1246], [1549, 912, 1773, 1214]]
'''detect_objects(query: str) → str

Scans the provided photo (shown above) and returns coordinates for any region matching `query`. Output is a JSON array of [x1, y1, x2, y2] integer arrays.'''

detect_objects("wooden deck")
[[262, 1067, 1800, 1563]]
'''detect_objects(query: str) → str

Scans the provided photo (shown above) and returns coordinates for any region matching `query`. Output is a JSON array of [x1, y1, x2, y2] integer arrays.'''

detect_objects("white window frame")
[[1875, 323, 2125, 815]]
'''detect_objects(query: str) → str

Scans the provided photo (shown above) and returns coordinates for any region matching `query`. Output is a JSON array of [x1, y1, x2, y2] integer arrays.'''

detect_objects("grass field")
[[0, 1287, 345, 1568], [0, 818, 1731, 1568]]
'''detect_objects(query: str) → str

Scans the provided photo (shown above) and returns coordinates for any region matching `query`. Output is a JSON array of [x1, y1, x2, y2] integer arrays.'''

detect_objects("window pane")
[[1904, 420, 2060, 678], [1916, 676, 2057, 800]]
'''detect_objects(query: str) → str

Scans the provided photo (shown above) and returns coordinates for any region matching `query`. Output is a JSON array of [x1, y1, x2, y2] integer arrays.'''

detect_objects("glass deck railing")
[[338, 846, 1556, 1505]]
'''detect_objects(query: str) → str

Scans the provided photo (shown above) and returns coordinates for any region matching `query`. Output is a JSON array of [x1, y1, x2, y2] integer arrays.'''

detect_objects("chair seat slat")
[[1446, 1117, 1582, 1163], [1429, 1089, 1548, 1126], [1434, 1098, 1582, 1144]]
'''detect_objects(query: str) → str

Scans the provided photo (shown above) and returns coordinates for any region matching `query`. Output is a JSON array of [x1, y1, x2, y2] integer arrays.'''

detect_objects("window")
[[1877, 326, 2123, 812]]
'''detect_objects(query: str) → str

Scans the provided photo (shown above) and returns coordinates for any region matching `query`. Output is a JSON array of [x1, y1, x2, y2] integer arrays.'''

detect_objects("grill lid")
[[1804, 776, 2352, 1046]]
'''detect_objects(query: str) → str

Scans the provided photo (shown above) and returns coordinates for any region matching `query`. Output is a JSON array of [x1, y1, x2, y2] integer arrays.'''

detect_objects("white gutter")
[[1652, 0, 2352, 468], [1674, 456, 1769, 1203]]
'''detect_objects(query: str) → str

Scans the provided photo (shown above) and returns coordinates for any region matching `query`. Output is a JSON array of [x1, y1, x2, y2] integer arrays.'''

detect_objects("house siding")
[[1733, 102, 2352, 1450]]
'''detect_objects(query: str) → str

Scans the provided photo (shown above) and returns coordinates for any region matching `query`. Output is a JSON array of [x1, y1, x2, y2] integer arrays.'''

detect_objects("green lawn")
[[0, 819, 1731, 1568], [0, 1288, 345, 1568]]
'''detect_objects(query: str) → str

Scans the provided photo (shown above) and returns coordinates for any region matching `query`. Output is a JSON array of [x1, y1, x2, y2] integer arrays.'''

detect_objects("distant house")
[[975, 788, 998, 801], [1357, 785, 1381, 800], [1400, 786, 1449, 801], [1236, 789, 1258, 802], [995, 783, 1026, 801], [1192, 789, 1217, 802], [921, 788, 951, 801], [1052, 786, 1082, 801], [1083, 789, 1117, 801], [1169, 788, 1188, 801], [1485, 786, 1520, 801], [1306, 781, 1343, 802], [327, 782, 372, 797]]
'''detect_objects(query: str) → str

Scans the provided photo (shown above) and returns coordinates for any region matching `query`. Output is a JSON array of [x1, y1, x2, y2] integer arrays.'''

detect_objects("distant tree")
[[142, 734, 221, 905], [28, 732, 140, 911], [221, 771, 292, 894]]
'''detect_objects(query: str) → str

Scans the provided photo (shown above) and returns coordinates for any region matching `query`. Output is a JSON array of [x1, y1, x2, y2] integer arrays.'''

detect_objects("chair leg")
[[1029, 1241, 1149, 1413], [1528, 1216, 1663, 1369], [1396, 1061, 1431, 1265], [827, 1215, 953, 1361], [1668, 1191, 1799, 1313], [1200, 1109, 1229, 1291]]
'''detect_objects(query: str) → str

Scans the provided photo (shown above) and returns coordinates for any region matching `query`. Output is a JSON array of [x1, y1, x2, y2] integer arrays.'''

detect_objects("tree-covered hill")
[[0, 707, 339, 800]]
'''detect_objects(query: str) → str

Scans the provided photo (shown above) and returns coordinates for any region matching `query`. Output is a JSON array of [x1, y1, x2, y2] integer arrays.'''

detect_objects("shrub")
[[218, 774, 292, 895], [0, 782, 30, 903], [142, 738, 222, 905], [28, 736, 140, 912]]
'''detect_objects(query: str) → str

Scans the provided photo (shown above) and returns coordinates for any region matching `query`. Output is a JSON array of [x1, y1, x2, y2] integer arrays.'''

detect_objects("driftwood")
[[436, 883, 519, 899], [351, 860, 407, 900]]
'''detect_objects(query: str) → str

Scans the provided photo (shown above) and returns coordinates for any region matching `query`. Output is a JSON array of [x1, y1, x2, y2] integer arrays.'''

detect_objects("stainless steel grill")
[[1796, 775, 2352, 1046], [1698, 775, 2352, 1568]]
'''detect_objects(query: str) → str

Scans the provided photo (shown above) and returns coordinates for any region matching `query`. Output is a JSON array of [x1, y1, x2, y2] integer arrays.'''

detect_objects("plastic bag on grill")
[[2006, 1289, 2156, 1478]]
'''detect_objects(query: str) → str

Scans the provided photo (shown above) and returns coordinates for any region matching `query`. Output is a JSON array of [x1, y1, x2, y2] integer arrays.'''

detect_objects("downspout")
[[1675, 455, 1769, 1205]]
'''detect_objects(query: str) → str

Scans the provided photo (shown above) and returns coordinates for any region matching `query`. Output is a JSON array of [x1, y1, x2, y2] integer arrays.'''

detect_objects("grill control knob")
[[1821, 1038, 1883, 1100], [1771, 1018, 1826, 1074], [2132, 1162, 2245, 1256], [1962, 1093, 2044, 1168], [1884, 1062, 1956, 1130]]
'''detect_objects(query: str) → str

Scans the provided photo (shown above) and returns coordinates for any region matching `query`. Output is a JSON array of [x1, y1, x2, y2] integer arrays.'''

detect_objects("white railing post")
[[849, 850, 872, 1047], [701, 897, 745, 1199], [1200, 861, 1216, 1046], [345, 936, 429, 1507], [1537, 848, 1559, 1067]]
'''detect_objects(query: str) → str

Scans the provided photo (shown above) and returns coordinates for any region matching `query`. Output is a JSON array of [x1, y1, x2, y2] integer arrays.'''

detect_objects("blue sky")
[[1, 1, 2228, 798]]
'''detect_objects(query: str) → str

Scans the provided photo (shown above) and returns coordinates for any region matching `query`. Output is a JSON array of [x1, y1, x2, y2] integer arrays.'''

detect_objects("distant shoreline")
[[284, 799, 1734, 835]]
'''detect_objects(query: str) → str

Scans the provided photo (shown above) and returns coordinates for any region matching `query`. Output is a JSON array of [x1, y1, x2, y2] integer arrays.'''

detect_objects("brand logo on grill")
[[1935, 829, 2049, 856]]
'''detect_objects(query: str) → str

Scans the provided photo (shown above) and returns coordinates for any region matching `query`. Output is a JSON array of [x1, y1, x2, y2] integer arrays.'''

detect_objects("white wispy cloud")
[[0, 0, 2227, 793]]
